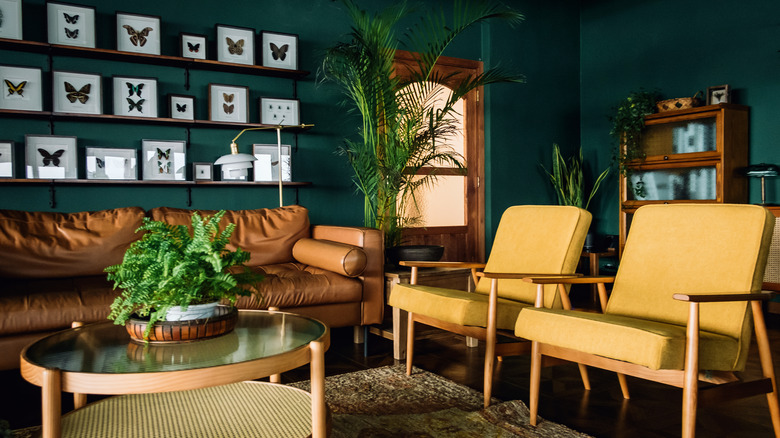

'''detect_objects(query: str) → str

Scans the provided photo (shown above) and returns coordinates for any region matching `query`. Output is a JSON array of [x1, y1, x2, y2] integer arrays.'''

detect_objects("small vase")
[[165, 301, 220, 321]]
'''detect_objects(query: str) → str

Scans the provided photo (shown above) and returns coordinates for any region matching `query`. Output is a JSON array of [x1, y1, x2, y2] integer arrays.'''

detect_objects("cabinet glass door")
[[642, 117, 717, 158], [627, 166, 717, 201]]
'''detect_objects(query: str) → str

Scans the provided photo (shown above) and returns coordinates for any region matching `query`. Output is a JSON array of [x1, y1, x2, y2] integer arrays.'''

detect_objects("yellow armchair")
[[516, 204, 779, 438]]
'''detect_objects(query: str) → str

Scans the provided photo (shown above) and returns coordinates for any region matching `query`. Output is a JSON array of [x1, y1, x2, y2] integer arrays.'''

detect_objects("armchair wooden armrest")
[[478, 272, 584, 280], [673, 291, 774, 303], [522, 275, 614, 312]]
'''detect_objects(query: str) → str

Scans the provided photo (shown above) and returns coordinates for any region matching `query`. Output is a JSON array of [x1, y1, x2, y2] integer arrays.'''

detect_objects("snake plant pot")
[[125, 305, 238, 344]]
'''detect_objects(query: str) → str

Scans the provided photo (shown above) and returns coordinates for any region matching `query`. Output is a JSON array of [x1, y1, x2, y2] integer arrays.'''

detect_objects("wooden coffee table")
[[20, 310, 329, 438]]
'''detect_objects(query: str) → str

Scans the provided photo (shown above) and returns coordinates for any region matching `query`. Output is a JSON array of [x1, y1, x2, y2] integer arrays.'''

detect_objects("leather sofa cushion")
[[148, 205, 310, 266], [0, 207, 145, 279], [293, 238, 367, 277]]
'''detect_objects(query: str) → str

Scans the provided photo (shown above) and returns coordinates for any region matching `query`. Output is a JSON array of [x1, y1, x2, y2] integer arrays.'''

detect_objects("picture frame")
[[216, 24, 255, 66], [116, 12, 161, 55], [253, 143, 291, 182], [113, 75, 158, 118], [46, 1, 95, 48], [259, 97, 300, 126], [52, 70, 102, 115], [260, 31, 298, 71], [706, 84, 730, 105], [0, 0, 23, 40], [25, 134, 77, 179], [209, 83, 248, 123], [141, 139, 186, 181], [85, 147, 137, 180], [0, 140, 14, 178], [192, 162, 213, 181], [0, 65, 43, 111], [168, 94, 194, 120], [180, 33, 207, 60]]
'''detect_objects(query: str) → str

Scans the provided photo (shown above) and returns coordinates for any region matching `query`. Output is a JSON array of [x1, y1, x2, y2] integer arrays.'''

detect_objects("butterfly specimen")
[[4, 79, 26, 97], [223, 103, 234, 114], [96, 157, 105, 169], [38, 149, 65, 166], [187, 42, 200, 53], [226, 37, 244, 55], [157, 148, 171, 160], [270, 43, 289, 61], [126, 82, 144, 97], [126, 98, 145, 112], [64, 28, 79, 39], [64, 82, 90, 104], [122, 25, 153, 47], [176, 103, 186, 112], [158, 160, 171, 174], [223, 93, 234, 103], [63, 13, 79, 24]]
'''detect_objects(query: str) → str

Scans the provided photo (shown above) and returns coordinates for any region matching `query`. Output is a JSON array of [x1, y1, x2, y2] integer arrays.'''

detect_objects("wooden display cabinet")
[[619, 103, 749, 252]]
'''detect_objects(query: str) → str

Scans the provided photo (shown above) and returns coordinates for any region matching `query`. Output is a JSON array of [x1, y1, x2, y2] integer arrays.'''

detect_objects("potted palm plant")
[[321, 0, 525, 251], [105, 210, 262, 342]]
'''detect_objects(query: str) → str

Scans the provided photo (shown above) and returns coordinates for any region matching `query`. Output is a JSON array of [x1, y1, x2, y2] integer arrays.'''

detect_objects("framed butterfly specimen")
[[141, 139, 186, 181], [113, 76, 158, 118], [192, 162, 213, 181], [0, 140, 14, 178], [85, 147, 137, 180], [52, 70, 102, 115], [253, 144, 292, 182], [25, 134, 77, 179], [261, 31, 299, 71], [0, 64, 43, 111], [216, 24, 255, 66], [115, 12, 161, 55], [208, 83, 248, 123], [706, 84, 731, 105], [168, 94, 195, 120], [46, 1, 95, 47], [259, 97, 300, 126], [179, 33, 207, 60], [0, 0, 22, 40]]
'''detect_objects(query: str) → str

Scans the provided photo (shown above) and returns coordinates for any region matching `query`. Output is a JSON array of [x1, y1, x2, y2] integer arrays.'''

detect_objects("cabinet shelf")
[[0, 179, 312, 187]]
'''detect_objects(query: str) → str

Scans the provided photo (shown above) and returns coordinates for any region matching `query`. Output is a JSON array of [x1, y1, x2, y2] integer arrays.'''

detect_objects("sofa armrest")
[[293, 238, 367, 277], [311, 225, 384, 325]]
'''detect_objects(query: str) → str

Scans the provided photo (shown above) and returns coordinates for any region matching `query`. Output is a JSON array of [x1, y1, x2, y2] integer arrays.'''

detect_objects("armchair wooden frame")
[[524, 276, 780, 438]]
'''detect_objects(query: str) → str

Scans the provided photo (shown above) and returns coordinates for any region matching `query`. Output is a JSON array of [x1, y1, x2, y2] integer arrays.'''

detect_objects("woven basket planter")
[[125, 305, 238, 343]]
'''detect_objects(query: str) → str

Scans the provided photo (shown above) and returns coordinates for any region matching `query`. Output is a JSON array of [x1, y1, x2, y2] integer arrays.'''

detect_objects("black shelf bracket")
[[186, 186, 193, 207], [48, 182, 57, 209]]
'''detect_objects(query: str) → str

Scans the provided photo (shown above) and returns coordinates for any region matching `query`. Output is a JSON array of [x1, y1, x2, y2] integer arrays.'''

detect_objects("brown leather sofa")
[[0, 205, 384, 370]]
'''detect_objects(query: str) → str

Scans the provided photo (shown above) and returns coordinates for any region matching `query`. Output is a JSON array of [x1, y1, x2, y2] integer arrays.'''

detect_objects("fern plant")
[[105, 210, 262, 337]]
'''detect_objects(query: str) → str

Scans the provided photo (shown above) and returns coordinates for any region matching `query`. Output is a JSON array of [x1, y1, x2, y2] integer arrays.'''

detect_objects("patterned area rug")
[[289, 364, 591, 438]]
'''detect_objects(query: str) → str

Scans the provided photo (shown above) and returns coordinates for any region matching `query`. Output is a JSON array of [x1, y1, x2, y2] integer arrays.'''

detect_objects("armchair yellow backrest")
[[474, 205, 591, 307]]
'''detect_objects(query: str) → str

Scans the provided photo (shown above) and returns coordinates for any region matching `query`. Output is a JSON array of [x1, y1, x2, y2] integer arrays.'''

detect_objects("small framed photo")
[[706, 84, 730, 105], [113, 75, 158, 118], [0, 65, 43, 111], [260, 31, 298, 71], [0, 0, 23, 40], [85, 147, 137, 180], [192, 162, 213, 181], [25, 134, 77, 179], [253, 144, 291, 182], [209, 83, 248, 123], [168, 94, 194, 120], [180, 32, 207, 60], [141, 139, 186, 181], [116, 12, 161, 55], [52, 70, 102, 115], [216, 24, 255, 65], [0, 140, 14, 178], [46, 1, 95, 48], [259, 97, 300, 126]]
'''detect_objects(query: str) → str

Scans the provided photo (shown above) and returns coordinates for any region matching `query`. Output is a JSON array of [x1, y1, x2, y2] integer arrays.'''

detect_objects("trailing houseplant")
[[541, 143, 610, 211], [321, 0, 525, 247], [105, 210, 262, 338], [609, 89, 659, 200]]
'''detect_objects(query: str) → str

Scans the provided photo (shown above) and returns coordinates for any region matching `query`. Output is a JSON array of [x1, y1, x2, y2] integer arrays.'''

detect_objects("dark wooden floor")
[[2, 309, 779, 437]]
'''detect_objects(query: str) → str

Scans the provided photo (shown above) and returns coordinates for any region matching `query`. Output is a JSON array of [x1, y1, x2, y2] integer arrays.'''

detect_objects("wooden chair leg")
[[406, 312, 415, 376], [484, 278, 498, 408], [681, 302, 700, 438], [752, 301, 780, 437], [577, 364, 591, 391], [617, 373, 630, 399], [529, 341, 542, 427]]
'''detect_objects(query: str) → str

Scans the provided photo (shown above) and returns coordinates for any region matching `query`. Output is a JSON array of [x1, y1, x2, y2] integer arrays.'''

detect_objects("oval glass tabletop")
[[22, 310, 326, 374]]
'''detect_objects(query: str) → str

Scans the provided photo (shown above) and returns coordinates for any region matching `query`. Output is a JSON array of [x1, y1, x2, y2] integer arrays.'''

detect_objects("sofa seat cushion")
[[1, 276, 118, 336], [515, 307, 741, 371], [389, 284, 531, 331], [235, 263, 363, 310]]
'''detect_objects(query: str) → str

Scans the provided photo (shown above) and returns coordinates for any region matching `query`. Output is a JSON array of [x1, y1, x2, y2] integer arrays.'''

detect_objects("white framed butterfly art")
[[261, 31, 298, 71], [0, 0, 23, 40], [113, 75, 158, 118], [85, 147, 137, 180], [46, 1, 95, 48], [208, 83, 248, 124], [0, 141, 15, 178], [52, 70, 102, 115], [216, 24, 255, 66], [0, 64, 43, 112], [25, 134, 77, 179], [141, 139, 186, 181], [180, 33, 207, 60], [116, 12, 160, 56], [168, 94, 195, 120]]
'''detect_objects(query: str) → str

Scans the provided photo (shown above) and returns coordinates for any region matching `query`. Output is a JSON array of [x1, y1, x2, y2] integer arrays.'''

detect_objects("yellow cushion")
[[515, 307, 741, 371], [388, 284, 531, 330]]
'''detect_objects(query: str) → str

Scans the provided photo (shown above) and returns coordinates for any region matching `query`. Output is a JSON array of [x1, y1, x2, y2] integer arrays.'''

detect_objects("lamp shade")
[[215, 141, 256, 181], [745, 163, 780, 178]]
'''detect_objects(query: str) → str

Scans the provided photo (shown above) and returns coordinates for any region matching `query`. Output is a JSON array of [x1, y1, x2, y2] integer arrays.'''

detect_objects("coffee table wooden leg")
[[310, 340, 326, 438], [42, 368, 62, 438]]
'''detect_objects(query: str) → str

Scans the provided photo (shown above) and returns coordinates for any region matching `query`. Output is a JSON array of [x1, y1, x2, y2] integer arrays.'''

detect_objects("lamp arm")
[[231, 124, 314, 144]]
